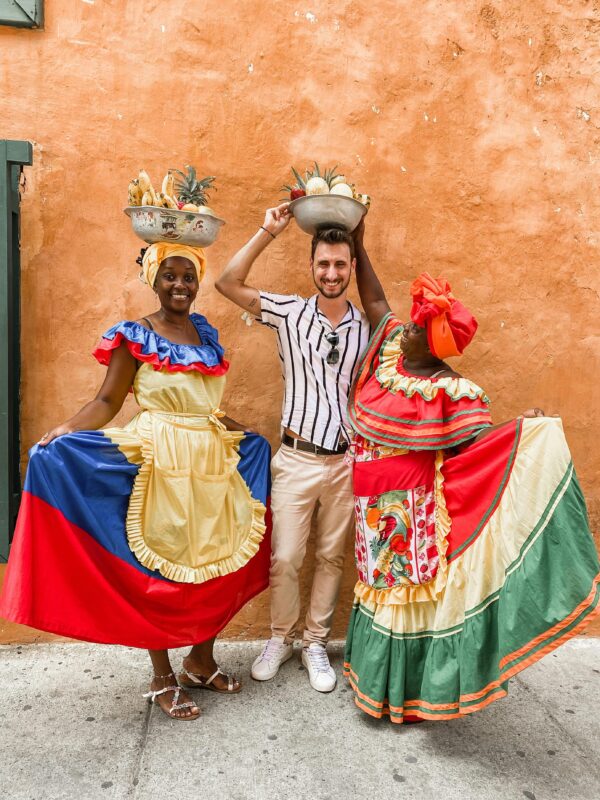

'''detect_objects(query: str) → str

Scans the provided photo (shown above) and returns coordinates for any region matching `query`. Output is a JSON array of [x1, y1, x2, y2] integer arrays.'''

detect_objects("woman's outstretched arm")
[[455, 408, 546, 452], [353, 219, 392, 329], [38, 343, 137, 446]]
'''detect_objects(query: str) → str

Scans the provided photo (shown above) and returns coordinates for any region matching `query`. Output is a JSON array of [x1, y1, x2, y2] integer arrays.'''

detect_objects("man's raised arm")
[[215, 203, 291, 314], [353, 219, 391, 329]]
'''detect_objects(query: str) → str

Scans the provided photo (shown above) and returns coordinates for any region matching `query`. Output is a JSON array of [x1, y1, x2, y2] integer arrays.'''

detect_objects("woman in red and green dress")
[[345, 222, 600, 723]]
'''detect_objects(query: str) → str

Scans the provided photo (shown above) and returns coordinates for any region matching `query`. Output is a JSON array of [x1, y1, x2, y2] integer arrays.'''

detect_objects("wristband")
[[260, 226, 276, 240]]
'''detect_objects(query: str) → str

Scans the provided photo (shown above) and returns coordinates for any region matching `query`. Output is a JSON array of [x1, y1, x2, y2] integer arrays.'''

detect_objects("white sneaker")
[[301, 643, 337, 693], [251, 637, 293, 681]]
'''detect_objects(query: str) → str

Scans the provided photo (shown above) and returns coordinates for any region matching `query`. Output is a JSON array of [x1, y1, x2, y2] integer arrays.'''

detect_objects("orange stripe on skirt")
[[499, 575, 600, 671]]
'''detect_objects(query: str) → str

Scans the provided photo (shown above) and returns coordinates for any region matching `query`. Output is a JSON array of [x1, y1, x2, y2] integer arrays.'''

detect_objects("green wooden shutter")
[[0, 140, 32, 561], [0, 1, 43, 29]]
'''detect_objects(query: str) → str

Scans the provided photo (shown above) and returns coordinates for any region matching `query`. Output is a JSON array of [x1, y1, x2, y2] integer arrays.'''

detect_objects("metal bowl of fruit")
[[124, 165, 225, 246], [289, 195, 367, 235], [124, 206, 225, 247], [283, 162, 369, 235]]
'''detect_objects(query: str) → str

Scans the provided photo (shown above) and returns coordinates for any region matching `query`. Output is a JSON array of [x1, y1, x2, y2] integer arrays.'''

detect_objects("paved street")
[[1, 639, 599, 800]]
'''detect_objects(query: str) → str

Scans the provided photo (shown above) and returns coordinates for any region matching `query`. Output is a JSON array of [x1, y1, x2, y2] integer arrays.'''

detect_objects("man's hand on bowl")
[[263, 203, 291, 238]]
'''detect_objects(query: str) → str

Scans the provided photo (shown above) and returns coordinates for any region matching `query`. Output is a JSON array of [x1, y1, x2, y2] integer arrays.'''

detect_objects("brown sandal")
[[178, 667, 241, 694]]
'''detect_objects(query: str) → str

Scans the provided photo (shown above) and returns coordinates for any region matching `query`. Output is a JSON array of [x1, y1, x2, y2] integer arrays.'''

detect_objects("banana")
[[161, 172, 175, 198], [141, 190, 154, 206], [138, 170, 152, 193], [138, 170, 158, 204], [157, 192, 177, 209], [128, 179, 142, 206]]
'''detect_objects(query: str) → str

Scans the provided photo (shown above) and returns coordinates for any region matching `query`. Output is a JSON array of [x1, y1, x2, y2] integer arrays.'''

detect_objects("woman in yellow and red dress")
[[346, 222, 600, 723], [0, 243, 271, 721]]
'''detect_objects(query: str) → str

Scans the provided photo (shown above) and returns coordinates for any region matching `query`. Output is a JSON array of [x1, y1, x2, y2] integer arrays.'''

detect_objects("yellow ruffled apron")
[[105, 364, 265, 583]]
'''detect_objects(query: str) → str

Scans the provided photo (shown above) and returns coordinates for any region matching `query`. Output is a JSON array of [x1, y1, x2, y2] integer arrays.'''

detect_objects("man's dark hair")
[[310, 227, 355, 261]]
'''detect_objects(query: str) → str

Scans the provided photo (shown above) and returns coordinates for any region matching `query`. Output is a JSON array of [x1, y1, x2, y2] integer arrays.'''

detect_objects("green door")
[[0, 140, 32, 561]]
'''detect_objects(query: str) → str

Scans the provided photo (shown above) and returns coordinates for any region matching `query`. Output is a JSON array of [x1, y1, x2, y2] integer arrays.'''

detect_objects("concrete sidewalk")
[[1, 639, 599, 800]]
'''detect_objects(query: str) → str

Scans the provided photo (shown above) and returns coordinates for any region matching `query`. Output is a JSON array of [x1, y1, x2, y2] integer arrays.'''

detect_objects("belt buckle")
[[283, 434, 300, 452]]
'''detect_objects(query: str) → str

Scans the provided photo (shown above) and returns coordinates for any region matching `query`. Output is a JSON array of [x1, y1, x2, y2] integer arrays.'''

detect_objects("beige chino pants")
[[269, 443, 355, 646]]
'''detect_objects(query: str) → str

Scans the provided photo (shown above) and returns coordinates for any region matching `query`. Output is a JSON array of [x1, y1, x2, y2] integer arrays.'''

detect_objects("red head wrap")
[[409, 272, 477, 359]]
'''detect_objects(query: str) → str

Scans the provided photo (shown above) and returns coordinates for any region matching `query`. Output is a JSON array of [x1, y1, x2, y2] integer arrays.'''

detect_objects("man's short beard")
[[313, 275, 350, 299]]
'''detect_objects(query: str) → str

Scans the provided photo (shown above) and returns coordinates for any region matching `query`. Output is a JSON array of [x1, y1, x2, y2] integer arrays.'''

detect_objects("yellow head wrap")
[[141, 243, 207, 288]]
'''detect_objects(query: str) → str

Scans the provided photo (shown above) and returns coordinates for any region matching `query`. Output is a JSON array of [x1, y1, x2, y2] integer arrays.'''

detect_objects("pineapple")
[[329, 174, 347, 188], [285, 162, 355, 199], [304, 161, 339, 195], [305, 176, 329, 195], [321, 163, 340, 187], [174, 165, 216, 209]]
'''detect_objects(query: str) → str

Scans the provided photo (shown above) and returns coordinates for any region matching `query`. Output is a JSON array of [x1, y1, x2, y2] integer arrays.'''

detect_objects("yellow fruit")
[[138, 170, 152, 192], [181, 203, 199, 212], [197, 206, 217, 217], [138, 170, 158, 204], [158, 192, 177, 209], [141, 190, 154, 206], [305, 177, 329, 195], [161, 172, 175, 198], [128, 179, 142, 206], [330, 183, 354, 198]]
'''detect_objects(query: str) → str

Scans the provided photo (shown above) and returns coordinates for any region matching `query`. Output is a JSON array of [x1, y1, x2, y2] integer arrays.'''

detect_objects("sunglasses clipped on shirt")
[[325, 331, 340, 365]]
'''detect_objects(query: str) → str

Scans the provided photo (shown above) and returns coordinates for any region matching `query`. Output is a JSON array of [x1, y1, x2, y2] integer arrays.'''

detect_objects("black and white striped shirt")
[[259, 292, 370, 450]]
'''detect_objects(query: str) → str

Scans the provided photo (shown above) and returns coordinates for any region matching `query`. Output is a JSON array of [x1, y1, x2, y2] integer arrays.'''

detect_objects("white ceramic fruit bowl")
[[289, 194, 367, 235], [124, 206, 225, 247]]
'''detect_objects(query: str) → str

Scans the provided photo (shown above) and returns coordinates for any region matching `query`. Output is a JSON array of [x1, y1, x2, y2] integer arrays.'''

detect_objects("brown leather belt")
[[281, 433, 348, 457]]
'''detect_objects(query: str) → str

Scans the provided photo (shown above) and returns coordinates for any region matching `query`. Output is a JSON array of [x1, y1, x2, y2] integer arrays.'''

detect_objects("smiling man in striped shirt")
[[216, 202, 370, 693]]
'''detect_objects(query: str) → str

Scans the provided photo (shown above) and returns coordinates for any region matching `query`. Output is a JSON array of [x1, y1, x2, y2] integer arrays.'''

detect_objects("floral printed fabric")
[[353, 439, 439, 589]]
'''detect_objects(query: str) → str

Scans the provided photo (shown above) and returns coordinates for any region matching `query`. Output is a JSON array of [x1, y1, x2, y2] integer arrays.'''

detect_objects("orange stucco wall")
[[1, 1, 599, 642]]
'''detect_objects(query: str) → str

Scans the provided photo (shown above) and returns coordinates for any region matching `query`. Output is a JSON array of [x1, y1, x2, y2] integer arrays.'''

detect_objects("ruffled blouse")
[[349, 313, 492, 450], [92, 314, 229, 375]]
